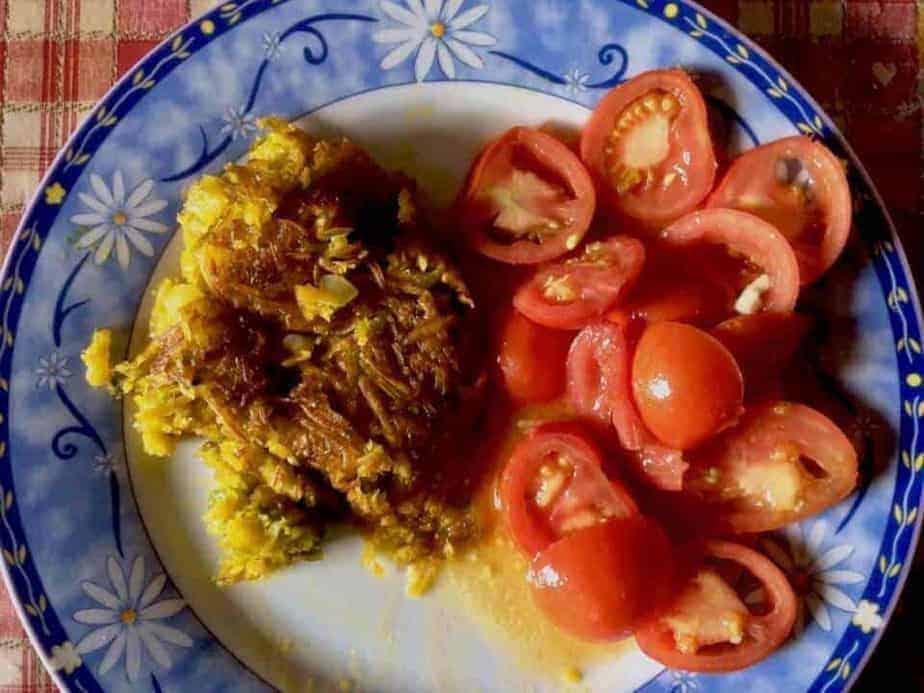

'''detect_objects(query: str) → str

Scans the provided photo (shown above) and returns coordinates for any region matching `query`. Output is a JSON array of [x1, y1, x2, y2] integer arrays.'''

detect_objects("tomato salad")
[[455, 69, 857, 673]]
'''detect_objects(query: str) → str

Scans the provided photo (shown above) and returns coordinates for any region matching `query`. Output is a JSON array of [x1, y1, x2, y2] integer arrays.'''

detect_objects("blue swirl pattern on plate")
[[0, 1, 919, 691]]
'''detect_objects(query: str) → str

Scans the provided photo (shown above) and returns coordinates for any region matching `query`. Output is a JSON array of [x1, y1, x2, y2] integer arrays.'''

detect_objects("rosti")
[[83, 118, 482, 590]]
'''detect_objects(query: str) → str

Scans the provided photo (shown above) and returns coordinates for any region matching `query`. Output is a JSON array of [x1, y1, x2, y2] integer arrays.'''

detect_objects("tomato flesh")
[[707, 136, 851, 283], [636, 540, 797, 672], [581, 70, 717, 226], [500, 424, 638, 556], [498, 311, 573, 403], [514, 236, 645, 330], [528, 515, 674, 641], [632, 321, 744, 450], [459, 127, 596, 264], [660, 208, 801, 316], [609, 273, 728, 333], [660, 568, 750, 653], [684, 401, 858, 533]]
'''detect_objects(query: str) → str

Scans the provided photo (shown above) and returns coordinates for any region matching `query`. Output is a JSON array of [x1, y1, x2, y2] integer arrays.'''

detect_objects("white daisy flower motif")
[[71, 171, 168, 270], [219, 105, 258, 141], [669, 669, 698, 692], [262, 31, 282, 61], [751, 521, 864, 634], [49, 641, 82, 675], [74, 556, 192, 682], [852, 599, 884, 633], [35, 352, 72, 390], [373, 0, 496, 82], [563, 67, 590, 95]]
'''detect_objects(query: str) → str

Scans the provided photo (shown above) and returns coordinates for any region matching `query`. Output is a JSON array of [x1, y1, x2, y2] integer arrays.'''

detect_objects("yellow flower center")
[[112, 211, 128, 226], [430, 22, 446, 38], [120, 608, 137, 625]]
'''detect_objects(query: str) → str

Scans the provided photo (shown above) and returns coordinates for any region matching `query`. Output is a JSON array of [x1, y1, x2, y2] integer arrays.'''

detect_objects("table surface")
[[0, 0, 920, 690]]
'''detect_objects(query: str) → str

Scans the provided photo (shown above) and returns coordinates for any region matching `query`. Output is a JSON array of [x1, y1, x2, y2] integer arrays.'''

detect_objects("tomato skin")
[[498, 311, 573, 403], [458, 127, 596, 264], [580, 69, 717, 226], [609, 274, 727, 333], [567, 323, 688, 489], [632, 322, 744, 450], [711, 312, 811, 397], [660, 208, 801, 314], [567, 322, 647, 447], [500, 424, 639, 557], [684, 401, 858, 533], [528, 515, 674, 641], [707, 136, 851, 284], [513, 236, 645, 330], [636, 540, 797, 672]]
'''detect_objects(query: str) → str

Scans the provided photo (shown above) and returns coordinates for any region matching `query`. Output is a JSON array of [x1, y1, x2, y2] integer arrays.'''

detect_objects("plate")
[[1, 1, 921, 691]]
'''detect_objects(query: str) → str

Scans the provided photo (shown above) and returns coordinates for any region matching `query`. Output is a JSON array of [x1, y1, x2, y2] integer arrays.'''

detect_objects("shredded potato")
[[86, 119, 479, 586]]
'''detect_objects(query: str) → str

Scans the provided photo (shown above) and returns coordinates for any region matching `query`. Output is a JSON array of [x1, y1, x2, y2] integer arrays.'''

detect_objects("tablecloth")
[[0, 0, 919, 690]]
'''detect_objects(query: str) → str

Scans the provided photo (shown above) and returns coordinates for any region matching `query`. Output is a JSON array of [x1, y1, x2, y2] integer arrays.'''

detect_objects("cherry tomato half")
[[567, 322, 688, 490], [636, 540, 797, 672], [458, 127, 596, 264], [609, 272, 728, 334], [632, 321, 744, 450], [499, 424, 638, 556], [707, 136, 851, 283], [660, 208, 800, 316], [684, 401, 858, 533], [567, 322, 648, 448], [528, 515, 674, 641], [513, 235, 645, 330], [498, 311, 574, 403], [711, 312, 811, 398], [581, 69, 717, 226]]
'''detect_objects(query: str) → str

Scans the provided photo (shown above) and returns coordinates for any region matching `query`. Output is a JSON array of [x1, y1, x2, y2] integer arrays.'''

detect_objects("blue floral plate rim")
[[0, 0, 920, 691]]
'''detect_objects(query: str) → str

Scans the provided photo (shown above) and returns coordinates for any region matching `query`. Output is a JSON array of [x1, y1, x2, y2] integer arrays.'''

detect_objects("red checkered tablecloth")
[[0, 0, 919, 690]]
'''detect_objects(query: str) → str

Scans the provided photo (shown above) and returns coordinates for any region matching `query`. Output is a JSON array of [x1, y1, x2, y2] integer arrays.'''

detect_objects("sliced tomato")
[[609, 272, 728, 334], [660, 208, 800, 315], [566, 322, 648, 447], [566, 322, 687, 490], [636, 540, 797, 672], [528, 515, 674, 641], [513, 236, 645, 330], [684, 401, 858, 533], [632, 321, 744, 450], [580, 69, 717, 226], [707, 136, 851, 283], [498, 311, 574, 403], [499, 424, 638, 556], [711, 312, 811, 398], [458, 127, 596, 264], [631, 445, 689, 493]]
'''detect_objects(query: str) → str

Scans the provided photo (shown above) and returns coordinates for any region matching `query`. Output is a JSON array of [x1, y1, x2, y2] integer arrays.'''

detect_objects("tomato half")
[[513, 236, 645, 330], [528, 515, 674, 641], [580, 69, 717, 226], [707, 136, 851, 283], [632, 322, 744, 450], [499, 424, 639, 556], [711, 312, 811, 398], [498, 311, 574, 403], [609, 273, 728, 334], [458, 127, 596, 264], [636, 540, 797, 672], [566, 322, 688, 490], [660, 208, 801, 315], [684, 401, 858, 533], [566, 322, 648, 447]]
